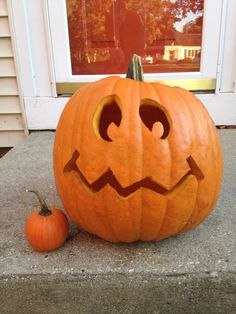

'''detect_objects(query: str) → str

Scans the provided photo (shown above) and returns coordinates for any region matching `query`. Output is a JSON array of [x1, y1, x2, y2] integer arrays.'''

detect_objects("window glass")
[[67, 0, 204, 75]]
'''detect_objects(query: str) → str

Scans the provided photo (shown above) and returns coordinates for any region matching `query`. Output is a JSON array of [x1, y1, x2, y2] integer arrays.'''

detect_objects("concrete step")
[[0, 130, 235, 314]]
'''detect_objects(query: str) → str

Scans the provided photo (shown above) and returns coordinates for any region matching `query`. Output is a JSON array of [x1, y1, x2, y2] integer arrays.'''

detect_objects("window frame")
[[48, 0, 224, 84]]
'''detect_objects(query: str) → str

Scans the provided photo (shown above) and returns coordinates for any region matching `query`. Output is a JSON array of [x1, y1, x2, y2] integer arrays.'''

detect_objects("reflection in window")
[[67, 0, 204, 75]]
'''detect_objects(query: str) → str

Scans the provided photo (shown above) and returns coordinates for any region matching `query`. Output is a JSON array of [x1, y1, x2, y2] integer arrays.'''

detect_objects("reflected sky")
[[175, 12, 203, 32]]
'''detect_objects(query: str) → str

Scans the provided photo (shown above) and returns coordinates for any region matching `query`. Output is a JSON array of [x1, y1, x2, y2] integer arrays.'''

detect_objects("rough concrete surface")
[[0, 130, 235, 314]]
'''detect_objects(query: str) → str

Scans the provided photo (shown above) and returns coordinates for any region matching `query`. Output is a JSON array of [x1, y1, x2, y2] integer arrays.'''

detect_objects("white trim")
[[48, 0, 223, 83], [24, 93, 236, 130], [197, 93, 236, 124], [7, 0, 36, 97], [24, 96, 66, 129], [41, 0, 57, 97], [199, 0, 223, 78], [218, 0, 236, 93], [215, 0, 228, 93], [47, 0, 71, 83], [8, 0, 56, 97]]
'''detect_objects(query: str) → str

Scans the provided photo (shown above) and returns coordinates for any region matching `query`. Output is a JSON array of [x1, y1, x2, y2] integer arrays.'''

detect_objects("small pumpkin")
[[53, 54, 223, 243], [25, 190, 69, 252]]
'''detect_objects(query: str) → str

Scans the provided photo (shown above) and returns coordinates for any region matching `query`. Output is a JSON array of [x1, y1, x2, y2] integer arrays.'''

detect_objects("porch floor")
[[0, 130, 235, 314]]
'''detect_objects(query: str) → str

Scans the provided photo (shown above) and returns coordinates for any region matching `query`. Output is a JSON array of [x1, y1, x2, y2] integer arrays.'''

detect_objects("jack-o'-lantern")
[[53, 55, 223, 243]]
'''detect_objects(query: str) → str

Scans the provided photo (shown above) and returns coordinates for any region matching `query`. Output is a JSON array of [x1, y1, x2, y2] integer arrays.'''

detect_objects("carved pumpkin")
[[53, 55, 223, 243]]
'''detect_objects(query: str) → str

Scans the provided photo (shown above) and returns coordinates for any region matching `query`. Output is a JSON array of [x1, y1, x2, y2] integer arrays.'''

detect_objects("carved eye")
[[93, 96, 122, 142], [139, 100, 171, 139]]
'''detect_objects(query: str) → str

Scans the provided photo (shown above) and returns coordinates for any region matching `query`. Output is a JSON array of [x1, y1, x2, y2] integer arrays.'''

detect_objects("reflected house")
[[163, 33, 201, 61]]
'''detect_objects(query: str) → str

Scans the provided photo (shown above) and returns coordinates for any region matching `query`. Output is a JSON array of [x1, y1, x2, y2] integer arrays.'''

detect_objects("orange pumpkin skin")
[[53, 76, 223, 243], [25, 208, 69, 252]]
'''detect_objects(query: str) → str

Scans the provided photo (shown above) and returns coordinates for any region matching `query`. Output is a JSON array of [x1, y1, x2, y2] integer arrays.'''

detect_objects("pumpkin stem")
[[26, 190, 52, 216], [126, 54, 144, 82]]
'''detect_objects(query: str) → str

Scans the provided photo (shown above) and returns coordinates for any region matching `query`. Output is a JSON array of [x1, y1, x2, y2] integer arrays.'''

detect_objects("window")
[[48, 0, 224, 90], [66, 0, 204, 75]]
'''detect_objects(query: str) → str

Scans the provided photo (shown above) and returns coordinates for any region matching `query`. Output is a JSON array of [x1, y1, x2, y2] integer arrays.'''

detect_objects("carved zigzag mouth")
[[64, 151, 204, 197]]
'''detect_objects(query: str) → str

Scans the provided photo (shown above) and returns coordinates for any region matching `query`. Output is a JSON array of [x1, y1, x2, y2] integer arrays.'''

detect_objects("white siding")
[[0, 96, 22, 114], [0, 1, 27, 147], [0, 38, 13, 57], [0, 0, 7, 16], [0, 57, 16, 76], [0, 131, 26, 147], [0, 16, 10, 37], [0, 77, 18, 95], [0, 114, 25, 131]]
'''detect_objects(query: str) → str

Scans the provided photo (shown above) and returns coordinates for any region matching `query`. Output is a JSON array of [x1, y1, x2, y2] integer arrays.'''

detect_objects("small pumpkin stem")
[[126, 54, 144, 82], [26, 190, 52, 216]]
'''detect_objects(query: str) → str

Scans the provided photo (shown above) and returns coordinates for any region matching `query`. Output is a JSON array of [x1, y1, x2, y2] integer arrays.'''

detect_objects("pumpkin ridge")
[[72, 86, 96, 232], [139, 82, 170, 240], [149, 83, 173, 188], [138, 81, 146, 240], [207, 110, 223, 208], [66, 87, 93, 233], [189, 99, 222, 228], [114, 78, 143, 241], [51, 212, 68, 248], [173, 88, 218, 232], [170, 87, 202, 232], [100, 77, 125, 242], [27, 217, 41, 250]]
